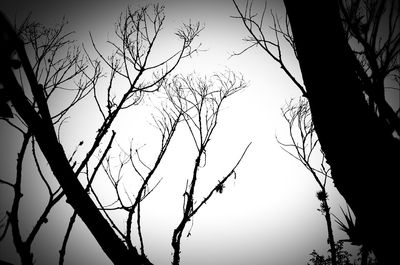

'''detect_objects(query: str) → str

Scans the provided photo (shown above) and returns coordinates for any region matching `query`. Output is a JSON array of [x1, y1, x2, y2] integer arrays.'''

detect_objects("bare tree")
[[0, 14, 94, 265], [1, 4, 251, 265], [233, 0, 400, 263], [165, 71, 250, 265], [0, 4, 201, 264], [88, 106, 181, 262], [232, 2, 339, 262], [279, 91, 377, 265], [278, 98, 337, 265], [231, 0, 305, 96]]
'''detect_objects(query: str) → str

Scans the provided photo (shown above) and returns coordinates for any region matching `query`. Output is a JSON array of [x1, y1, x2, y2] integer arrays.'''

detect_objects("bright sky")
[[0, 1, 354, 264]]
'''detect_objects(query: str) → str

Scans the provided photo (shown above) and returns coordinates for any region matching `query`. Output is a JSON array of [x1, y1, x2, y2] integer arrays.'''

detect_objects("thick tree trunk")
[[4, 61, 148, 265], [283, 1, 399, 264], [0, 13, 150, 265]]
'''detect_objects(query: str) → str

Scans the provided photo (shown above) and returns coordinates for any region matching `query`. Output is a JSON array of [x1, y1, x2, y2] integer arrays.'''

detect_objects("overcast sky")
[[0, 1, 354, 264]]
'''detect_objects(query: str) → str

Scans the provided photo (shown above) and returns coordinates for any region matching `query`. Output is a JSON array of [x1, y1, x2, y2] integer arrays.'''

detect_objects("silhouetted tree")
[[278, 98, 337, 265], [0, 5, 249, 265], [279, 98, 377, 265], [165, 72, 250, 265], [0, 5, 244, 264], [1, 13, 97, 265], [233, 0, 399, 263]]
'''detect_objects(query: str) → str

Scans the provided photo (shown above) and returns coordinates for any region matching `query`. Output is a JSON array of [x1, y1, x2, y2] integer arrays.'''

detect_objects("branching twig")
[[169, 70, 248, 265], [231, 0, 306, 96], [277, 98, 337, 265]]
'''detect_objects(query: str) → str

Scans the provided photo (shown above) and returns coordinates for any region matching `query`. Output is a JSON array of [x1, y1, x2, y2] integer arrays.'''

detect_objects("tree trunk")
[[322, 199, 337, 265], [283, 1, 399, 264], [0, 13, 150, 265]]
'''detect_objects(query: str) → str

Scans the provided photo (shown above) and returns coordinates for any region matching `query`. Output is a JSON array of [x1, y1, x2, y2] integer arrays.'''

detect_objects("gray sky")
[[0, 1, 354, 264]]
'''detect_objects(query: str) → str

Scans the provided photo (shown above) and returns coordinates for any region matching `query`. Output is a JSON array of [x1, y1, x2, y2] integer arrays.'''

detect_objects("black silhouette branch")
[[231, 0, 306, 96], [91, 105, 180, 260], [26, 137, 64, 246], [3, 129, 64, 265], [0, 214, 10, 242], [167, 71, 248, 265], [9, 132, 33, 265], [277, 98, 337, 265], [75, 4, 201, 179], [58, 211, 77, 265], [0, 3, 200, 263], [59, 131, 116, 265], [233, 0, 399, 136], [191, 142, 251, 217], [124, 108, 180, 255], [339, 0, 400, 137], [278, 98, 330, 185]]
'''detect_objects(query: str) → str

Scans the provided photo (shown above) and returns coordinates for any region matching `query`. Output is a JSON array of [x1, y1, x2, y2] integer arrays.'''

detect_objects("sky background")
[[0, 0, 356, 264]]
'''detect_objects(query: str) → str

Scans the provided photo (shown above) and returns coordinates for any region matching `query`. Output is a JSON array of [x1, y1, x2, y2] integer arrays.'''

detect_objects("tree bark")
[[283, 1, 399, 264]]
